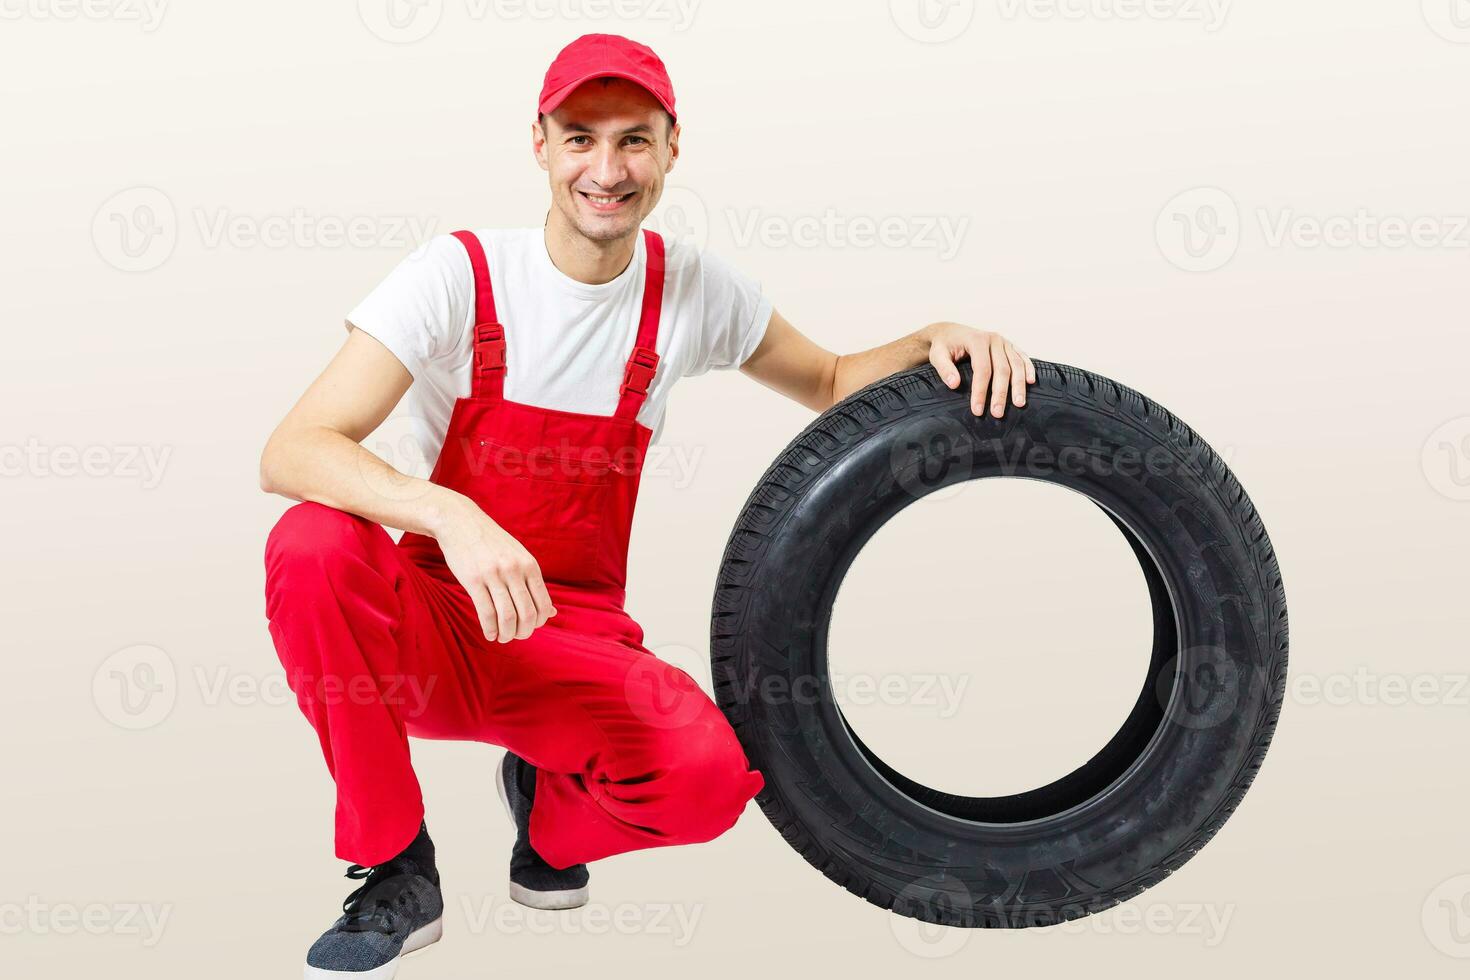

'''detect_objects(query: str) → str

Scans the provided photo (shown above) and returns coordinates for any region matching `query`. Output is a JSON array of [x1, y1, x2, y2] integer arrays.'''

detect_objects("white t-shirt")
[[346, 227, 772, 458]]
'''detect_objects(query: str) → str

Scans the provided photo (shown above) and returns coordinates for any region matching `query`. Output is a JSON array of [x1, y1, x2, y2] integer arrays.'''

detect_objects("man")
[[261, 33, 1034, 979]]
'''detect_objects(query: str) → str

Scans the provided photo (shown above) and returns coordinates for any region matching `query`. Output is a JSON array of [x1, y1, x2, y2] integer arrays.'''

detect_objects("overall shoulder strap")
[[451, 230, 506, 402], [614, 229, 666, 420]]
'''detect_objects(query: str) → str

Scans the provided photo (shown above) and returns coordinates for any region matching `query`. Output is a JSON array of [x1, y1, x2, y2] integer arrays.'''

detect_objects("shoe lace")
[[340, 862, 423, 935]]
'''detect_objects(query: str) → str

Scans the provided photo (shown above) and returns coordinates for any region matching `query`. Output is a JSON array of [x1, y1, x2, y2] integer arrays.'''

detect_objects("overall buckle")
[[473, 322, 506, 376], [619, 346, 660, 397]]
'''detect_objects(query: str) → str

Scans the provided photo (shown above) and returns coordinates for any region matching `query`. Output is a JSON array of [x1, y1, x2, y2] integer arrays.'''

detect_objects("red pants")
[[264, 502, 765, 868]]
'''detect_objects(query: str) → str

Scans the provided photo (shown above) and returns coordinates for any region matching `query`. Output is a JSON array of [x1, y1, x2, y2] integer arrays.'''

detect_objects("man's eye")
[[569, 136, 591, 146], [625, 136, 649, 146]]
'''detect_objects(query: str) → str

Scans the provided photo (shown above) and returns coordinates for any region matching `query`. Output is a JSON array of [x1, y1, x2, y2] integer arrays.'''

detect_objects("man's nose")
[[586, 145, 630, 189]]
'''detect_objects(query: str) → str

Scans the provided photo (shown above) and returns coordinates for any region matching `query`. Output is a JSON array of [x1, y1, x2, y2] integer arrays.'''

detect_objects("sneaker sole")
[[508, 880, 591, 911], [302, 916, 442, 980], [496, 752, 591, 911]]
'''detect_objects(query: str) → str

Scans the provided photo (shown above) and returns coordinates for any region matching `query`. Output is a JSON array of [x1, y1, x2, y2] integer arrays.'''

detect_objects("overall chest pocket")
[[470, 438, 613, 584]]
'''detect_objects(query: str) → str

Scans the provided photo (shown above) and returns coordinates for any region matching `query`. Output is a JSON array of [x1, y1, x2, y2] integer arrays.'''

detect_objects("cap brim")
[[537, 70, 676, 121]]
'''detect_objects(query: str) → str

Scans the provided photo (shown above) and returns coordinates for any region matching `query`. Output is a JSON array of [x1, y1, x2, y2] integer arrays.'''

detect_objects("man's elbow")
[[258, 450, 280, 496], [258, 430, 291, 496]]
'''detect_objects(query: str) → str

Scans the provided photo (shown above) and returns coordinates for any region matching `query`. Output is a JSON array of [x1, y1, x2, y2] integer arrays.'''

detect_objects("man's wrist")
[[418, 485, 468, 539], [914, 322, 940, 346]]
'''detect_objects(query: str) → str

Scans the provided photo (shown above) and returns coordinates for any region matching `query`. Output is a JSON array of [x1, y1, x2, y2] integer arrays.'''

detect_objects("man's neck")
[[543, 211, 638, 285]]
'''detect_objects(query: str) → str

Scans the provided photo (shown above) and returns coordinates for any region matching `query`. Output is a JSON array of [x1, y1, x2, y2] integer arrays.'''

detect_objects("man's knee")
[[264, 503, 406, 682], [266, 503, 377, 579], [645, 718, 761, 842], [264, 502, 395, 619]]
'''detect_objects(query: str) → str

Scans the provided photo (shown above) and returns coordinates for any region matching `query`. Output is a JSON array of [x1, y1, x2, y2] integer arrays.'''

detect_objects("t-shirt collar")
[[534, 225, 645, 300]]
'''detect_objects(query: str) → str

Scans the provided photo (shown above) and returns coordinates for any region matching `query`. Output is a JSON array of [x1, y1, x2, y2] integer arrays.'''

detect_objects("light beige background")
[[2, 0, 1467, 976]]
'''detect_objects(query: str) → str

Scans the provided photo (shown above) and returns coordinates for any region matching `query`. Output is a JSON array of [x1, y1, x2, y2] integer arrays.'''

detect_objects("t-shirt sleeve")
[[685, 248, 772, 377], [344, 233, 473, 379]]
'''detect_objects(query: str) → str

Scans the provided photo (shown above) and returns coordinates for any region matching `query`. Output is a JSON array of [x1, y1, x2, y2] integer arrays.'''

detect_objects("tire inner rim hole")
[[824, 477, 1176, 823]]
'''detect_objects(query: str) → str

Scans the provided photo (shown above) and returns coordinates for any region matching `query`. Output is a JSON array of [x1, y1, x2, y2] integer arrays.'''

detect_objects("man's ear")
[[666, 120, 680, 173], [532, 118, 550, 172]]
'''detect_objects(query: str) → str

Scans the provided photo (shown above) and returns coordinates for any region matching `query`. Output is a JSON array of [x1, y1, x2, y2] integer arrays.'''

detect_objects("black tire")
[[710, 360, 1288, 928]]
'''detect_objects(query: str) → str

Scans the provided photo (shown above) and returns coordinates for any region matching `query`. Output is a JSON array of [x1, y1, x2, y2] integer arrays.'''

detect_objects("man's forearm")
[[828, 324, 935, 406], [259, 423, 466, 537]]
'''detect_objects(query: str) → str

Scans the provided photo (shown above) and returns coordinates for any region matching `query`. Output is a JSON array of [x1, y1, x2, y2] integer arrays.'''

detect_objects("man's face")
[[533, 78, 679, 244]]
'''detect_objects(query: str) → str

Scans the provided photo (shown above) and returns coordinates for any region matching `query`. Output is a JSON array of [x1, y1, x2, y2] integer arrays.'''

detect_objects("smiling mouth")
[[579, 190, 636, 212]]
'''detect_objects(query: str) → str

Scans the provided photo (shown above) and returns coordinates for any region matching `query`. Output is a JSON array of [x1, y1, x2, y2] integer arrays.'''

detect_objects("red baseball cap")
[[537, 33, 677, 122]]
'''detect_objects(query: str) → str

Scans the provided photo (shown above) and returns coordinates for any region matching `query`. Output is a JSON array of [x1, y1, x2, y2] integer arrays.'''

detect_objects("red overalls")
[[264, 229, 765, 869]]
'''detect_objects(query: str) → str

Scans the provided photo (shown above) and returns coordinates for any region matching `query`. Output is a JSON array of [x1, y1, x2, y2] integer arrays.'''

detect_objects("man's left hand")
[[923, 322, 1037, 418]]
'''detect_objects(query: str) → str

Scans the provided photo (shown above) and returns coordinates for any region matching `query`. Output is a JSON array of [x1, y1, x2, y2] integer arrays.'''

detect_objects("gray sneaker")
[[495, 751, 591, 910], [304, 856, 443, 980]]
